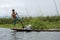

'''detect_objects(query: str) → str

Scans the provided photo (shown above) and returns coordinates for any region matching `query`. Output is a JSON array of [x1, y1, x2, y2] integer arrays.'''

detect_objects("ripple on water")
[[0, 28, 60, 40]]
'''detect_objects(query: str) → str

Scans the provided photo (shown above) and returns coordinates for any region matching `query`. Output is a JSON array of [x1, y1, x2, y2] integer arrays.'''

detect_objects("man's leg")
[[20, 21, 24, 28], [13, 19, 17, 28], [18, 18, 24, 28]]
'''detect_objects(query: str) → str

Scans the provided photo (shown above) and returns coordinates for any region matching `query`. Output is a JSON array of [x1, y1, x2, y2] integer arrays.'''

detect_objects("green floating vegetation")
[[0, 16, 60, 29]]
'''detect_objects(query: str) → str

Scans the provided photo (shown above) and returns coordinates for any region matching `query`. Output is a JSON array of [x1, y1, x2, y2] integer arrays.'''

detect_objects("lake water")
[[0, 28, 60, 40]]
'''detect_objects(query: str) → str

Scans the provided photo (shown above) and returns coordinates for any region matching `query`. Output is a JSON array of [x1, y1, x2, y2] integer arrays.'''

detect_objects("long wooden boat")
[[12, 28, 60, 32]]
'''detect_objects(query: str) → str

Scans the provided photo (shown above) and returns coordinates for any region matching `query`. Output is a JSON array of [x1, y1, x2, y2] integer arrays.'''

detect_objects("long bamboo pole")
[[54, 0, 59, 16]]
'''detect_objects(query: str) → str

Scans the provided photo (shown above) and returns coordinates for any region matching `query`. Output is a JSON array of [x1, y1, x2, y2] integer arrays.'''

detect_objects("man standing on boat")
[[11, 9, 24, 28]]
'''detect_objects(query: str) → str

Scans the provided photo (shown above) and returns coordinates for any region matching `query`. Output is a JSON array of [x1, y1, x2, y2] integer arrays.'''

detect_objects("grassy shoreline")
[[0, 16, 60, 29]]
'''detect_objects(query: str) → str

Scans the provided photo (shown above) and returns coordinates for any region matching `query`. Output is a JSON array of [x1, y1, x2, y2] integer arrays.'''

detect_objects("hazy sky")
[[0, 0, 60, 17]]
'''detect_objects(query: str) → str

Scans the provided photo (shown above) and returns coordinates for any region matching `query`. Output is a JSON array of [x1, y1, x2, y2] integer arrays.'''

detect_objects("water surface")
[[0, 28, 60, 40]]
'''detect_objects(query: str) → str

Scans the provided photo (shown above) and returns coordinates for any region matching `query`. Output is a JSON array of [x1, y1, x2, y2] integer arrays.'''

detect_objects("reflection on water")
[[0, 28, 60, 40]]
